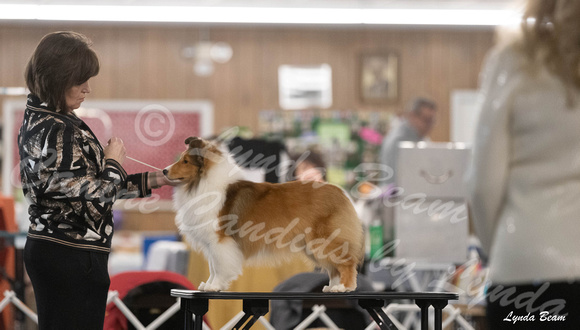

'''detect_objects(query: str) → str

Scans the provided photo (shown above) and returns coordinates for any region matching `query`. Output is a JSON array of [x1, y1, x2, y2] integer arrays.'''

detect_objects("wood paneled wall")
[[1, 23, 494, 142], [1, 22, 495, 327]]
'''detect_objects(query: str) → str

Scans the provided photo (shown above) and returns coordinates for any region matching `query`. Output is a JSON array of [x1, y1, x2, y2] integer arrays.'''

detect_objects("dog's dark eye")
[[183, 159, 188, 164]]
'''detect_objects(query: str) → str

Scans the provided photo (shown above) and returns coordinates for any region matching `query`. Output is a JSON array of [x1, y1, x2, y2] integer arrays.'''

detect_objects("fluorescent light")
[[0, 4, 37, 20], [0, 4, 521, 26], [363, 9, 520, 26]]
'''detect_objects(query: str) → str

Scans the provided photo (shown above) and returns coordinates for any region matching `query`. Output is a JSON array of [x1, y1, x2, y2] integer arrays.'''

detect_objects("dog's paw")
[[329, 284, 347, 293], [198, 282, 207, 291], [202, 282, 224, 292], [323, 284, 347, 292]]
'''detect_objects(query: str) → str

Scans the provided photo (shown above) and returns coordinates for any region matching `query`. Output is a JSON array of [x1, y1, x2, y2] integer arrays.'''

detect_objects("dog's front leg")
[[199, 238, 243, 292], [198, 257, 217, 291]]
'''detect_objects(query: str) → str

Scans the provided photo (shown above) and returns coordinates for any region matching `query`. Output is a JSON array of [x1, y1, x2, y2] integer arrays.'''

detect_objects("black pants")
[[486, 281, 580, 330], [24, 239, 110, 330]]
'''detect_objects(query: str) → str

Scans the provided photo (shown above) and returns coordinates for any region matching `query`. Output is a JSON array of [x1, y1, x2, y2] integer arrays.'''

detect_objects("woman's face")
[[296, 161, 324, 182], [65, 80, 91, 112]]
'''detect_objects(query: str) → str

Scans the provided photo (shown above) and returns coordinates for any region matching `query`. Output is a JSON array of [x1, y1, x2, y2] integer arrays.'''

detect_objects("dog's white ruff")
[[174, 149, 244, 291]]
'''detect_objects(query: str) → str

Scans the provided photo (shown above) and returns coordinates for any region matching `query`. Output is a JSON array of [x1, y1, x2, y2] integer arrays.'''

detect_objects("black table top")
[[171, 289, 458, 301]]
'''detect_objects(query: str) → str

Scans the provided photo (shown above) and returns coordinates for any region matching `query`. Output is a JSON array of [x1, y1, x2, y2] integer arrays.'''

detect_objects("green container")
[[369, 220, 384, 260]]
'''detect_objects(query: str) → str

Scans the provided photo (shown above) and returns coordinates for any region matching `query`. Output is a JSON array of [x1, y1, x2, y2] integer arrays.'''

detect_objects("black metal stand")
[[171, 290, 457, 330], [358, 298, 397, 330], [233, 299, 269, 329]]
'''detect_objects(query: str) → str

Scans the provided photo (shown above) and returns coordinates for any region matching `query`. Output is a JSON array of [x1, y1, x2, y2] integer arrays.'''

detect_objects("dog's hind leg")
[[200, 237, 243, 292], [336, 264, 357, 292], [322, 267, 341, 293], [319, 259, 358, 292]]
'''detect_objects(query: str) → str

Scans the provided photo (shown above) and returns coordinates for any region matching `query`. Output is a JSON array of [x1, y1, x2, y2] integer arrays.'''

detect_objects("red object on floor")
[[104, 271, 210, 330], [0, 196, 17, 330]]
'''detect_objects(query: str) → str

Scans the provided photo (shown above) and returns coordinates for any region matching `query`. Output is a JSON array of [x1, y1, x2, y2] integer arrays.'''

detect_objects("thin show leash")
[[126, 156, 163, 171]]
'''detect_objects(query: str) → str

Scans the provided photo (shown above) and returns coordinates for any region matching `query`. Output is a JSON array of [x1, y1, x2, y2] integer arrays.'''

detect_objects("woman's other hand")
[[104, 137, 126, 165]]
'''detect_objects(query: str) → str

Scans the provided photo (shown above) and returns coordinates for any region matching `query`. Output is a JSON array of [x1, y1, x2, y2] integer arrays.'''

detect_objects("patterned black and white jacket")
[[18, 94, 150, 253]]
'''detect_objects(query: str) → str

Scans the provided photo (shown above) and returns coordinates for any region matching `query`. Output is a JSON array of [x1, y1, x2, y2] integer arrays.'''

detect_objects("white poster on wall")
[[278, 64, 332, 110], [451, 89, 481, 144]]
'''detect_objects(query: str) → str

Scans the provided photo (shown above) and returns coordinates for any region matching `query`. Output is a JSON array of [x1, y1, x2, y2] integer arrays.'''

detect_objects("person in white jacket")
[[466, 1, 580, 328]]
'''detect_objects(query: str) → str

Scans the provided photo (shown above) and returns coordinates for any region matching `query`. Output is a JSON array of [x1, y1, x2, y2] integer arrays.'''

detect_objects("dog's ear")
[[185, 137, 205, 166], [185, 137, 204, 149]]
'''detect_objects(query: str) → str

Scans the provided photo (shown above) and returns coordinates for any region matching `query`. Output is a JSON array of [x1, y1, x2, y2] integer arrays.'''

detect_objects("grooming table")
[[171, 290, 458, 330]]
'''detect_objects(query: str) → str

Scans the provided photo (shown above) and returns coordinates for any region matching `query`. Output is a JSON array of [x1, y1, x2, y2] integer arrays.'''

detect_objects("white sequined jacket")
[[18, 94, 150, 253]]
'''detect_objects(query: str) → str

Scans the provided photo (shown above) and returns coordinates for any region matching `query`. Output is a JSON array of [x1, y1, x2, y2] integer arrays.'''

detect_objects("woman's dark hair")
[[25, 31, 99, 113], [290, 149, 327, 181]]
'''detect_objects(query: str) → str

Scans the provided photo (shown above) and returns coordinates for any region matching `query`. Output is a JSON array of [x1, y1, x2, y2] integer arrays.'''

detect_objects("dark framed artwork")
[[360, 52, 399, 104]]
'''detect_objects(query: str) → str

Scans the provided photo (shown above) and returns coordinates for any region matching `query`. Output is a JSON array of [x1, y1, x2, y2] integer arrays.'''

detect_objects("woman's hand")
[[148, 170, 182, 189], [104, 137, 126, 165]]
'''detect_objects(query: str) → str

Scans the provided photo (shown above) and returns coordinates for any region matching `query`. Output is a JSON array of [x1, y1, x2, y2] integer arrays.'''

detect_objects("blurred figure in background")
[[467, 0, 580, 328], [378, 97, 437, 186], [291, 149, 327, 182]]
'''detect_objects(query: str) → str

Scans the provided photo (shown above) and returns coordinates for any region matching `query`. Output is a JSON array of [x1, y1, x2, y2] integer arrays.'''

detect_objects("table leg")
[[358, 299, 397, 330], [233, 299, 269, 330], [181, 297, 208, 330], [415, 300, 430, 330], [432, 300, 448, 330]]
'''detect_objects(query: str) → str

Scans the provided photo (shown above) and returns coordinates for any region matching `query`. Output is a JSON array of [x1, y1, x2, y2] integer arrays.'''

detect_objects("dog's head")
[[165, 136, 223, 188]]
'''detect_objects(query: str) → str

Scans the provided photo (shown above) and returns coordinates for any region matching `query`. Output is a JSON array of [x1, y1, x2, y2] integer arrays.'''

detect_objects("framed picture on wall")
[[360, 52, 399, 104]]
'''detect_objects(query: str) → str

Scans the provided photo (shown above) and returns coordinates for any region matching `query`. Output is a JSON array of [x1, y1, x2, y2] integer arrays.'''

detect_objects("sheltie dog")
[[165, 137, 364, 292]]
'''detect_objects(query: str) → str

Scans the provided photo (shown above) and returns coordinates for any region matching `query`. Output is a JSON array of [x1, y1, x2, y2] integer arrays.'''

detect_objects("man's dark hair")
[[407, 97, 437, 115]]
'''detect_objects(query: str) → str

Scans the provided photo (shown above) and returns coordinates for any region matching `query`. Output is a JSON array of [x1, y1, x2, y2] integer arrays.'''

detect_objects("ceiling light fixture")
[[0, 4, 522, 27]]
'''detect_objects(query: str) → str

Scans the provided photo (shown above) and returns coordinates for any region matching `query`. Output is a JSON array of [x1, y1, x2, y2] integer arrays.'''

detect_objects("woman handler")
[[19, 31, 175, 329]]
